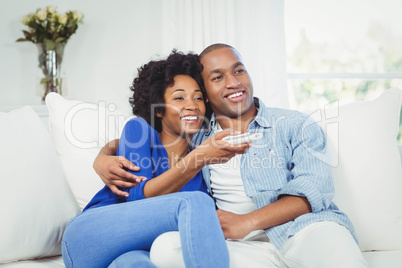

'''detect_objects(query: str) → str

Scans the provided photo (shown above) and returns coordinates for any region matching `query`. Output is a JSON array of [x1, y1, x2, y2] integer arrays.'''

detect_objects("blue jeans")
[[62, 191, 229, 268]]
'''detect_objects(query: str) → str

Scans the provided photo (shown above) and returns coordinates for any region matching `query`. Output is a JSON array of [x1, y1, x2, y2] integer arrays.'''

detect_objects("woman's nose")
[[184, 99, 198, 111]]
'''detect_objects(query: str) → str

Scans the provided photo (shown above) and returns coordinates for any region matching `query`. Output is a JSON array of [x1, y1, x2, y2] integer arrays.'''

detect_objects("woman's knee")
[[182, 191, 214, 208]]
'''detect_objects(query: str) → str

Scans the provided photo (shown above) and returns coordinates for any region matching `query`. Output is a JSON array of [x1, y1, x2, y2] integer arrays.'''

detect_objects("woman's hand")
[[93, 139, 146, 197], [196, 129, 252, 165]]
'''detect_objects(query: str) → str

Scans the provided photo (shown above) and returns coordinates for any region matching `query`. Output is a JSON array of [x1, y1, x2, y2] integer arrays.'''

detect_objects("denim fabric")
[[108, 250, 155, 268], [62, 191, 228, 268]]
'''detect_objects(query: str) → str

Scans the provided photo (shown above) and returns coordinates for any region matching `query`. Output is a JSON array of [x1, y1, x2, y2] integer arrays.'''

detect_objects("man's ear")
[[156, 111, 163, 118]]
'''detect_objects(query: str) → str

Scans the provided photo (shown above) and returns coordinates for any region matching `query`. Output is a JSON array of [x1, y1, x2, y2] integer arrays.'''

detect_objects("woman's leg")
[[62, 191, 228, 268]]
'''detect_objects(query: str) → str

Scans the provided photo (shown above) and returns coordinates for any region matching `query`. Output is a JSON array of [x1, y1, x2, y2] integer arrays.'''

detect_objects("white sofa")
[[1, 89, 401, 268]]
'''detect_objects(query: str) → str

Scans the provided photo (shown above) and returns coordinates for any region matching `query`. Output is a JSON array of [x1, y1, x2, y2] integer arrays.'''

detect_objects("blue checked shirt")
[[192, 98, 357, 249]]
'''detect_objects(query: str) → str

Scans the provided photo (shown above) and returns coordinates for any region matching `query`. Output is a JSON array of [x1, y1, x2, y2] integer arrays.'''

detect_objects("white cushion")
[[0, 255, 64, 268], [0, 107, 80, 264], [45, 93, 132, 210], [313, 88, 402, 251], [362, 250, 402, 268]]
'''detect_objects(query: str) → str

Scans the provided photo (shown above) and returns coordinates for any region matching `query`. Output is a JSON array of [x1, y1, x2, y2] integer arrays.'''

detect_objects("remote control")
[[222, 132, 263, 144]]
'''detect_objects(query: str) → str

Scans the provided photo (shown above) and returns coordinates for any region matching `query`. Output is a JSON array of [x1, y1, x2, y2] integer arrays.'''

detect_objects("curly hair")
[[129, 50, 211, 132]]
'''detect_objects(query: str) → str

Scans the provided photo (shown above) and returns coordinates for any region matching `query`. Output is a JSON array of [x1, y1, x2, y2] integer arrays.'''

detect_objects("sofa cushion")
[[0, 255, 64, 268], [362, 250, 402, 268], [45, 93, 132, 210], [0, 107, 80, 264], [312, 88, 402, 251]]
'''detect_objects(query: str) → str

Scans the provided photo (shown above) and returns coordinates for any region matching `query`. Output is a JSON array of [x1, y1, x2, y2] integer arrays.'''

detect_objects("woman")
[[61, 51, 242, 268]]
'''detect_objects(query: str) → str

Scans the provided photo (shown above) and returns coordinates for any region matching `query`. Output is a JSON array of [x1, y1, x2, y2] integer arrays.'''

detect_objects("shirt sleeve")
[[277, 114, 335, 213], [116, 118, 154, 201]]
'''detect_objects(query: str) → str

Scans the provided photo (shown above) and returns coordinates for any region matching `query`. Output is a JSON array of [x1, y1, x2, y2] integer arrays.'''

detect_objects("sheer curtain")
[[161, 0, 289, 108]]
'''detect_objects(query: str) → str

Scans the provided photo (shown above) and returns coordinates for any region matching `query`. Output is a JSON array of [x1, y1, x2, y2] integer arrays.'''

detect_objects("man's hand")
[[216, 209, 254, 239], [93, 139, 146, 197]]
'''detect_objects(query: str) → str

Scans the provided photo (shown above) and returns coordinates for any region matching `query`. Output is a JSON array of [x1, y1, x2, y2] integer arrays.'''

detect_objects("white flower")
[[36, 10, 47, 21], [47, 6, 56, 14], [58, 14, 68, 25], [22, 13, 34, 25], [72, 10, 84, 22], [17, 7, 84, 44]]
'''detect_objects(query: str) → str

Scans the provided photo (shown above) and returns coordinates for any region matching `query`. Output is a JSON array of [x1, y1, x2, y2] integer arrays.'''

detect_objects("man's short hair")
[[199, 43, 235, 60]]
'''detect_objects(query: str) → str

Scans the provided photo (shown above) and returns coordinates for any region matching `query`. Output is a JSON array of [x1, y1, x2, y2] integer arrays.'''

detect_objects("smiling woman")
[[157, 74, 206, 141], [130, 50, 207, 133], [60, 50, 236, 268]]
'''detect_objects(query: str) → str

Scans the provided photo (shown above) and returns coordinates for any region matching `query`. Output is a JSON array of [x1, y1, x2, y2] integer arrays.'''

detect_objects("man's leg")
[[151, 232, 284, 268], [150, 232, 186, 267], [280, 221, 368, 268]]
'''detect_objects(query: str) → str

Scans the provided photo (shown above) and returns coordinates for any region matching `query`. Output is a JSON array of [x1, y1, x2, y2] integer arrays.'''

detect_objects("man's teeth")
[[181, 116, 198, 121], [227, 92, 243, 99]]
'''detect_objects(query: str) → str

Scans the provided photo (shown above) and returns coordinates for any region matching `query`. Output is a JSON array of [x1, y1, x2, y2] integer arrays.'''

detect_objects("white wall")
[[0, 0, 166, 114], [0, 0, 287, 114], [160, 0, 288, 108]]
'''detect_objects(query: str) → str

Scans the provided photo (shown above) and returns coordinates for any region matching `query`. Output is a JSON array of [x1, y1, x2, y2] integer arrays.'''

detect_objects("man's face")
[[200, 47, 254, 120]]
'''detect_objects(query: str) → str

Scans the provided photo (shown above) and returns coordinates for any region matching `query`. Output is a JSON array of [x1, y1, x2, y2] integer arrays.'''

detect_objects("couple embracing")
[[62, 44, 367, 268]]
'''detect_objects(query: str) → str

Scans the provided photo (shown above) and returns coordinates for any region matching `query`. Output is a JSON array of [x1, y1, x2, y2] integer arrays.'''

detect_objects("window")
[[285, 0, 402, 143]]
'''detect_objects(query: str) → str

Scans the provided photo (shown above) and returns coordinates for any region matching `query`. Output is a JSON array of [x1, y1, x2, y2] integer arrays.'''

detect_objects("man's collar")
[[206, 97, 270, 135], [253, 97, 271, 128]]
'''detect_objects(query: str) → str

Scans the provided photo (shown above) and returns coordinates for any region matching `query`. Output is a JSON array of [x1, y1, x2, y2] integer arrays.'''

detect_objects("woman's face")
[[158, 75, 206, 137]]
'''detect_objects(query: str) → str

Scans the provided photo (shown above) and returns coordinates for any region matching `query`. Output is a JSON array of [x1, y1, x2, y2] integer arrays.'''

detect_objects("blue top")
[[84, 118, 207, 211], [191, 98, 357, 249]]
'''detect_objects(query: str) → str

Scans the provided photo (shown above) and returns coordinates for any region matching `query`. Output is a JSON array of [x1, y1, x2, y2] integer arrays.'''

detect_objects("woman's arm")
[[142, 130, 251, 198], [94, 130, 251, 197]]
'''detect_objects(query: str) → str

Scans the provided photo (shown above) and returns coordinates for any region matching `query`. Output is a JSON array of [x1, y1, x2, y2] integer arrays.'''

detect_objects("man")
[[94, 44, 367, 267]]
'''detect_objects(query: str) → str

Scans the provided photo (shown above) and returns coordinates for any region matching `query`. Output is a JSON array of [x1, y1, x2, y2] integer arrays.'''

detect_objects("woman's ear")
[[156, 112, 163, 118], [206, 97, 209, 103]]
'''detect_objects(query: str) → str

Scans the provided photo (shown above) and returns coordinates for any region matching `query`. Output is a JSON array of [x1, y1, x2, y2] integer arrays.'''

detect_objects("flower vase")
[[37, 42, 65, 101]]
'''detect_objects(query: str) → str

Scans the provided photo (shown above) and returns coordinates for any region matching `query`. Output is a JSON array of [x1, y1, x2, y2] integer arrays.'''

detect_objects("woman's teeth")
[[181, 116, 198, 121]]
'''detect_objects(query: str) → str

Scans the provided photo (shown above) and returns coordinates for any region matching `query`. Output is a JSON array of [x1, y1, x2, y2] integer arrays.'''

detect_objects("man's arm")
[[217, 114, 332, 239], [93, 139, 147, 197], [217, 195, 311, 239]]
